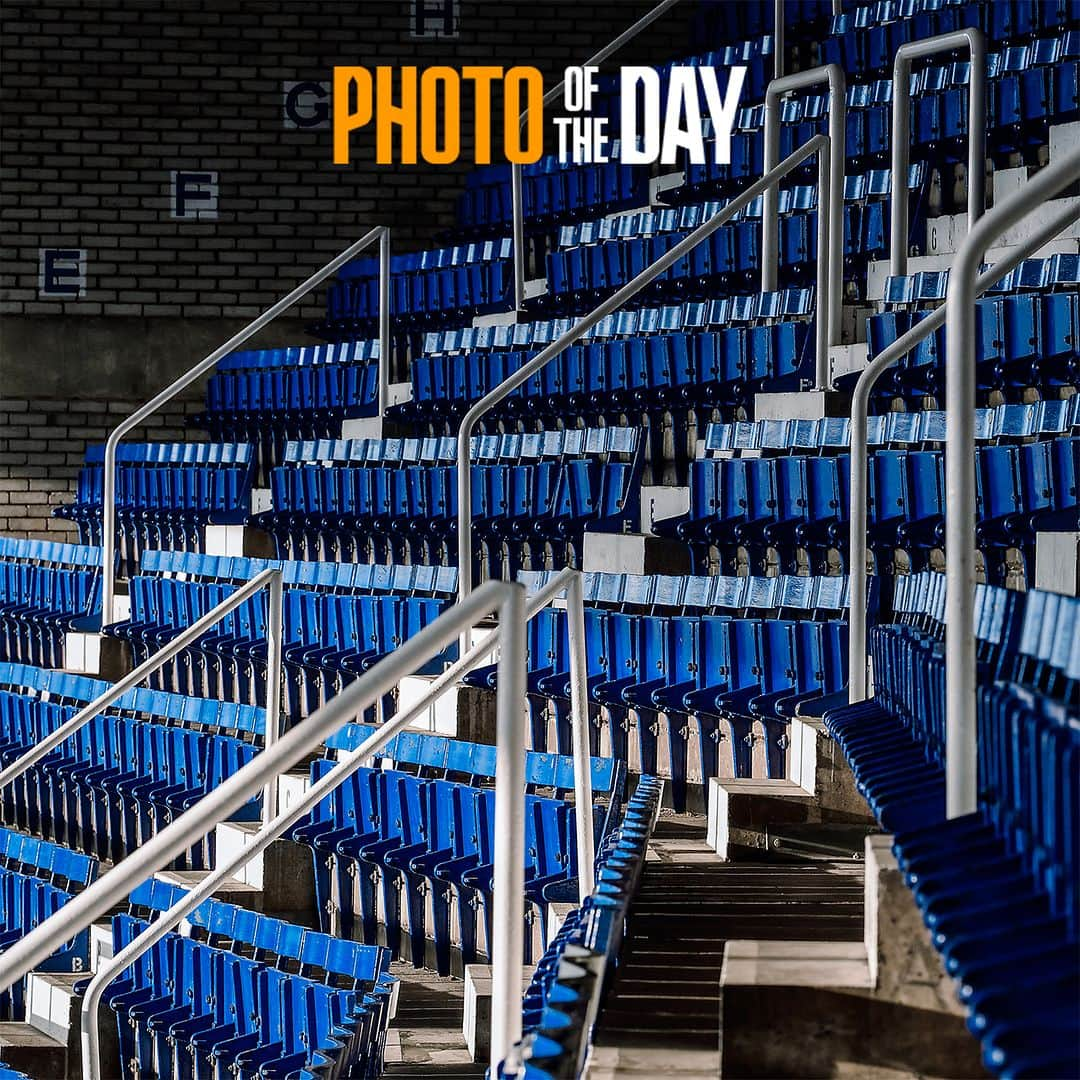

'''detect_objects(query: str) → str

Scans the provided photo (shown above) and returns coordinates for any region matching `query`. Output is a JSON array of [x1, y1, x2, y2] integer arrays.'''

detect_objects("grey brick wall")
[[0, 0, 692, 320]]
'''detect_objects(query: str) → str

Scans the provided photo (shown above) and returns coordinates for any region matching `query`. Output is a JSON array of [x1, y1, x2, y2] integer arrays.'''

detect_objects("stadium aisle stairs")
[[589, 813, 863, 1078]]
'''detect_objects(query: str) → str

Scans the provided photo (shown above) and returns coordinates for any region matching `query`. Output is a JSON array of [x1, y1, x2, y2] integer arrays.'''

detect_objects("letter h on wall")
[[410, 0, 458, 38]]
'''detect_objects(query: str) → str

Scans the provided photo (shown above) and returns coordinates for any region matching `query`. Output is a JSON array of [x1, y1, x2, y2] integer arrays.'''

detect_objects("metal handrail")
[[846, 197, 1080, 703], [3, 569, 598, 1079], [511, 0, 684, 309], [890, 30, 986, 277], [943, 146, 1080, 818], [0, 566, 284, 814], [762, 64, 846, 359], [0, 579, 536, 1075], [100, 226, 391, 621], [460, 133, 835, 599]]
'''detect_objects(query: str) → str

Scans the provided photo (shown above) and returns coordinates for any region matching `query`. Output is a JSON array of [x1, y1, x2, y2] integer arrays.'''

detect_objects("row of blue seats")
[[0, 827, 99, 1019], [827, 0, 1078, 72], [464, 605, 848, 808], [823, 573, 1078, 1078], [456, 142, 649, 234], [257, 461, 640, 574], [293, 758, 600, 974], [113, 576, 450, 716], [883, 255, 1080, 303], [702, 397, 1080, 454], [0, 661, 266, 742], [57, 443, 255, 574], [515, 569, 854, 616], [0, 538, 104, 666], [397, 320, 811, 430], [509, 775, 662, 1079], [0, 686, 259, 866], [659, 439, 1079, 578], [325, 239, 512, 331], [104, 879, 395, 1080], [0, 557, 101, 668], [136, 548, 458, 595]]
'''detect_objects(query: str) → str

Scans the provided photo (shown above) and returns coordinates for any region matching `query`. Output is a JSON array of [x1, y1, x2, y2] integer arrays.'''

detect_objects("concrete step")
[[212, 820, 315, 923], [0, 1020, 67, 1079]]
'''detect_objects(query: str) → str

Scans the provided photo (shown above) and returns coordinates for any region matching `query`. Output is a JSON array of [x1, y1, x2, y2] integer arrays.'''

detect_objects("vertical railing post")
[[762, 64, 846, 355], [813, 135, 831, 388], [378, 226, 392, 415], [890, 30, 985, 277], [512, 164, 527, 311], [942, 148, 1080, 818], [566, 571, 595, 900], [262, 568, 284, 821], [774, 0, 784, 80], [490, 582, 528, 1075], [98, 228, 388, 620], [846, 199, 1080, 703]]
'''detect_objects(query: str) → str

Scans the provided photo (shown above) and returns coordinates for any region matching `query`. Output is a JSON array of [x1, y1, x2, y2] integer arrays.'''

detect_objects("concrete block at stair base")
[[463, 965, 534, 1063], [0, 1021, 68, 1080], [583, 531, 692, 575], [639, 485, 690, 535], [64, 631, 132, 680], [788, 717, 876, 825], [277, 769, 311, 815], [547, 902, 576, 945], [1035, 531, 1080, 596], [203, 523, 275, 558], [455, 685, 498, 745], [827, 342, 869, 386], [719, 980, 986, 1078], [399, 674, 462, 736], [753, 390, 851, 421], [706, 778, 814, 860], [89, 921, 114, 973], [214, 821, 316, 923], [26, 971, 121, 1080], [864, 834, 966, 1016]]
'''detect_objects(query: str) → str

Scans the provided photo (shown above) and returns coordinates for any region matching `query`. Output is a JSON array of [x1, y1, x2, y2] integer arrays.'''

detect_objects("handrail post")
[[846, 196, 1080, 703], [943, 146, 1080, 819], [0, 567, 282, 795], [510, 0, 684, 311], [99, 227, 389, 620], [890, 30, 985, 277], [490, 581, 528, 1074], [378, 227, 392, 415], [762, 64, 845, 354], [460, 135, 830, 598], [262, 568, 284, 820], [774, 0, 784, 79], [566, 570, 595, 900]]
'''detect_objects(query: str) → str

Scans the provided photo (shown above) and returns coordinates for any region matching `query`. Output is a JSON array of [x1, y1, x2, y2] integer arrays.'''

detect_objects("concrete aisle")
[[588, 813, 864, 1078]]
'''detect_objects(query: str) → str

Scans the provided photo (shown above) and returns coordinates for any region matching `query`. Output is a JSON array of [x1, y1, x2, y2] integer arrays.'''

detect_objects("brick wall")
[[0, 398, 207, 540], [0, 0, 693, 320]]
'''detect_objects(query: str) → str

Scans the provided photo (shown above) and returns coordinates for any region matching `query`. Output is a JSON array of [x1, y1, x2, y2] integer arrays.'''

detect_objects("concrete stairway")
[[588, 813, 863, 1078], [383, 962, 486, 1078]]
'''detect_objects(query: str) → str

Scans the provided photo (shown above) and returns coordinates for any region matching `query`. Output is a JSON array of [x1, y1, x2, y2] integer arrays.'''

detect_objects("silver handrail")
[[943, 146, 1080, 818], [511, 0, 684, 309], [890, 30, 986, 277], [460, 133, 835, 599], [100, 226, 391, 621], [0, 566, 284, 811], [762, 64, 845, 359], [846, 198, 1080, 702], [0, 579, 536, 1075]]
